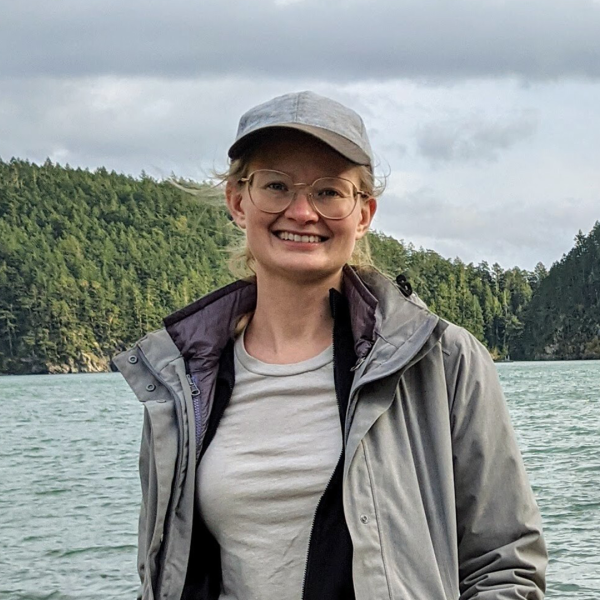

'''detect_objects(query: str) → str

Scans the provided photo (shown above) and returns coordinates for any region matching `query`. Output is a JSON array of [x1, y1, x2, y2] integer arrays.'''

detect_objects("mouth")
[[273, 230, 328, 244]]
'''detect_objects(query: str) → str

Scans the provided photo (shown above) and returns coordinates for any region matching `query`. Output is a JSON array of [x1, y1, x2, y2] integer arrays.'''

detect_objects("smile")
[[275, 231, 327, 243]]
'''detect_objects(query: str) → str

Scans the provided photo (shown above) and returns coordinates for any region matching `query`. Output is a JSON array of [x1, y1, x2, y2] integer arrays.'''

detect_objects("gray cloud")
[[1, 0, 600, 81], [0, 77, 288, 177], [375, 188, 600, 269], [416, 110, 539, 164]]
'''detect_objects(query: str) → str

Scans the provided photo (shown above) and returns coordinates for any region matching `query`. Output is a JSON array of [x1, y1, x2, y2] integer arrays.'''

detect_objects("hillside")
[[1, 157, 594, 373], [514, 222, 600, 360], [0, 158, 233, 374]]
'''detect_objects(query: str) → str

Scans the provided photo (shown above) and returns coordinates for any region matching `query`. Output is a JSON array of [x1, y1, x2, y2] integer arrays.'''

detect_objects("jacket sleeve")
[[445, 326, 547, 598]]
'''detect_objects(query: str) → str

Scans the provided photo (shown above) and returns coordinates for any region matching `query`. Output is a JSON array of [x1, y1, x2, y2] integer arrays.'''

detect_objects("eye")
[[314, 182, 352, 201], [318, 187, 343, 198], [252, 171, 292, 194], [312, 177, 355, 200], [264, 180, 289, 193]]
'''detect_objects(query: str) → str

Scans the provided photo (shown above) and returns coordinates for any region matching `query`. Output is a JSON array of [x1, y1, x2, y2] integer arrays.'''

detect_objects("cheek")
[[241, 197, 266, 228], [244, 211, 275, 249], [333, 217, 362, 244]]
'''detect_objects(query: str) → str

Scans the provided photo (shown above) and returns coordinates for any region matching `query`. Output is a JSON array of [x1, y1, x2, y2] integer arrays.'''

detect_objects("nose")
[[283, 188, 319, 223]]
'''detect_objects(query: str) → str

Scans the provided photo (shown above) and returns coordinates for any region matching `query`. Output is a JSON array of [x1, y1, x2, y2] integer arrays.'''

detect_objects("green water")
[[0, 362, 598, 598]]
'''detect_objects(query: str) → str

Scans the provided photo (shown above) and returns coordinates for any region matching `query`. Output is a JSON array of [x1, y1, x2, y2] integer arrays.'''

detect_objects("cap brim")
[[228, 124, 371, 167]]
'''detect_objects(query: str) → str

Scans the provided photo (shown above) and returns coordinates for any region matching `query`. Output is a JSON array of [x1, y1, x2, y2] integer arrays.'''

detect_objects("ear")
[[225, 180, 247, 229], [355, 197, 377, 240]]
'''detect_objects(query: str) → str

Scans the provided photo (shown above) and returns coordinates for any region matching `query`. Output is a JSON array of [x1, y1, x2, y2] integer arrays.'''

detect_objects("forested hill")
[[513, 222, 600, 360], [0, 158, 596, 374], [0, 158, 234, 374]]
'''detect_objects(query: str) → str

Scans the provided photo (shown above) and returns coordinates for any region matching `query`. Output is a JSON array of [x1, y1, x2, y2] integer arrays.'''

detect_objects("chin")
[[259, 258, 344, 285]]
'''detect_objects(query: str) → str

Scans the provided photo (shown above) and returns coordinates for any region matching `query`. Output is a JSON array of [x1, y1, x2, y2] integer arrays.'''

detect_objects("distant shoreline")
[[3, 357, 600, 376]]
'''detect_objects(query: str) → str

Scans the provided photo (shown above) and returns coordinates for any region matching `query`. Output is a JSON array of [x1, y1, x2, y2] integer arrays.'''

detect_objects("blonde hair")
[[220, 150, 385, 280]]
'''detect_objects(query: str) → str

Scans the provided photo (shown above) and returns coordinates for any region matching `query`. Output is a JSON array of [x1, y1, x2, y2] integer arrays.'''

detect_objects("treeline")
[[513, 222, 600, 360], [369, 233, 547, 358], [0, 158, 597, 373]]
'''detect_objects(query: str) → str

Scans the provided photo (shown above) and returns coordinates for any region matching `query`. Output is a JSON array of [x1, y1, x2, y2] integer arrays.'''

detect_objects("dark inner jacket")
[[180, 289, 359, 600]]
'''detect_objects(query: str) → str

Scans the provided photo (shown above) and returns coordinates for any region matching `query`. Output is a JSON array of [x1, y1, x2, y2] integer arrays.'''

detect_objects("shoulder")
[[440, 321, 491, 363], [437, 321, 505, 420]]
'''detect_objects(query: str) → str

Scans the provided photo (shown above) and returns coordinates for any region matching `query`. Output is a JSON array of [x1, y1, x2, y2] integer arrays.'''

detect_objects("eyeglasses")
[[239, 169, 368, 220]]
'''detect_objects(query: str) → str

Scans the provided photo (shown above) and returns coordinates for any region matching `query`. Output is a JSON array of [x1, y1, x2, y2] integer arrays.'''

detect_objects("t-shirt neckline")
[[235, 330, 333, 377]]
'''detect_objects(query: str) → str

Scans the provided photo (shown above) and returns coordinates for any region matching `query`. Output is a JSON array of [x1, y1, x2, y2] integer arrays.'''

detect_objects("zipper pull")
[[186, 374, 201, 396], [350, 356, 366, 372]]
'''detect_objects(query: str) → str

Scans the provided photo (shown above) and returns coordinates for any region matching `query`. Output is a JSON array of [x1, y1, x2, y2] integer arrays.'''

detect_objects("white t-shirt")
[[197, 333, 342, 600]]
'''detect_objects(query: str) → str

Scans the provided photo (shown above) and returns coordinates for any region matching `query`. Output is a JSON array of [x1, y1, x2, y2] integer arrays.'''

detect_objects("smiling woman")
[[227, 131, 375, 291], [113, 91, 548, 600], [221, 127, 381, 281]]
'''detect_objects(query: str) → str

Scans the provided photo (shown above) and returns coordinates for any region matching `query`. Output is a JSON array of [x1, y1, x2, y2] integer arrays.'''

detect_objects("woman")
[[114, 91, 547, 599]]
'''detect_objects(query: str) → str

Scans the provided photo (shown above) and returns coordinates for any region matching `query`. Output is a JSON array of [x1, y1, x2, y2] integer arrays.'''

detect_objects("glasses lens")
[[247, 170, 358, 219], [311, 177, 357, 219], [249, 170, 294, 213]]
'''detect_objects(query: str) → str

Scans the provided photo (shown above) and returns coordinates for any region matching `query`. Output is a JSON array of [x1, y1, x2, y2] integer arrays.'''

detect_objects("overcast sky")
[[2, 0, 599, 271]]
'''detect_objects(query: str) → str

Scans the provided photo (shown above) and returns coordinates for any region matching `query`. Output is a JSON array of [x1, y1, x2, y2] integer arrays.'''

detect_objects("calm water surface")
[[0, 361, 599, 599]]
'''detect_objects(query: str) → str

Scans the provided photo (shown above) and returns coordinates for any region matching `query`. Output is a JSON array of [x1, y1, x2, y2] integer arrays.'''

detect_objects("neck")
[[243, 269, 342, 364]]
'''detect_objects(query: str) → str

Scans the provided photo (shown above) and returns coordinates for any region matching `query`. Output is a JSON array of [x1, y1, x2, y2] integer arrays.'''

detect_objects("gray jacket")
[[114, 267, 547, 600]]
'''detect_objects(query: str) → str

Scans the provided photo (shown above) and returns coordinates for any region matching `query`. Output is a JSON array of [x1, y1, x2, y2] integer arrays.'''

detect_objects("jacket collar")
[[345, 267, 443, 386], [163, 266, 440, 378], [164, 278, 256, 372]]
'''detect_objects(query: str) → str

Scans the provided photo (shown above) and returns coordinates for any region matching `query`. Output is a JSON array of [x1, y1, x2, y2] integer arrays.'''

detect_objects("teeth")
[[277, 232, 323, 243]]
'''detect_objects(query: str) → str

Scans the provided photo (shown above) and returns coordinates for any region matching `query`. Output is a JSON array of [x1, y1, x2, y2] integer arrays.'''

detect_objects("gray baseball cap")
[[228, 91, 373, 168]]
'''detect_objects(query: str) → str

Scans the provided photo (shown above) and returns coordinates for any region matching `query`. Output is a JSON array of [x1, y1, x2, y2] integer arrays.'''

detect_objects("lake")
[[0, 361, 598, 598]]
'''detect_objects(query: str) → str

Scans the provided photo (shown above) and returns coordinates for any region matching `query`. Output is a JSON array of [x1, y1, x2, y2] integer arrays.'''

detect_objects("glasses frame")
[[239, 169, 369, 220]]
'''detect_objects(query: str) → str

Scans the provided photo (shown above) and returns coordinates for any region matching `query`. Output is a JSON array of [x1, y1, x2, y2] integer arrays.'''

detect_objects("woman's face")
[[226, 131, 377, 287]]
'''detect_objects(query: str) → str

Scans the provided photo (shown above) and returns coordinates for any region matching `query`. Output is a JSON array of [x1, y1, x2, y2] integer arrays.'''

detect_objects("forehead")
[[247, 129, 359, 180]]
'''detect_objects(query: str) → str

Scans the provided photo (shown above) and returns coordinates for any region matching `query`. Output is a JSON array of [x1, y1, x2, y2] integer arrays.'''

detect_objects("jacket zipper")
[[301, 311, 344, 600], [350, 356, 365, 372], [186, 373, 204, 460], [186, 373, 201, 396]]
